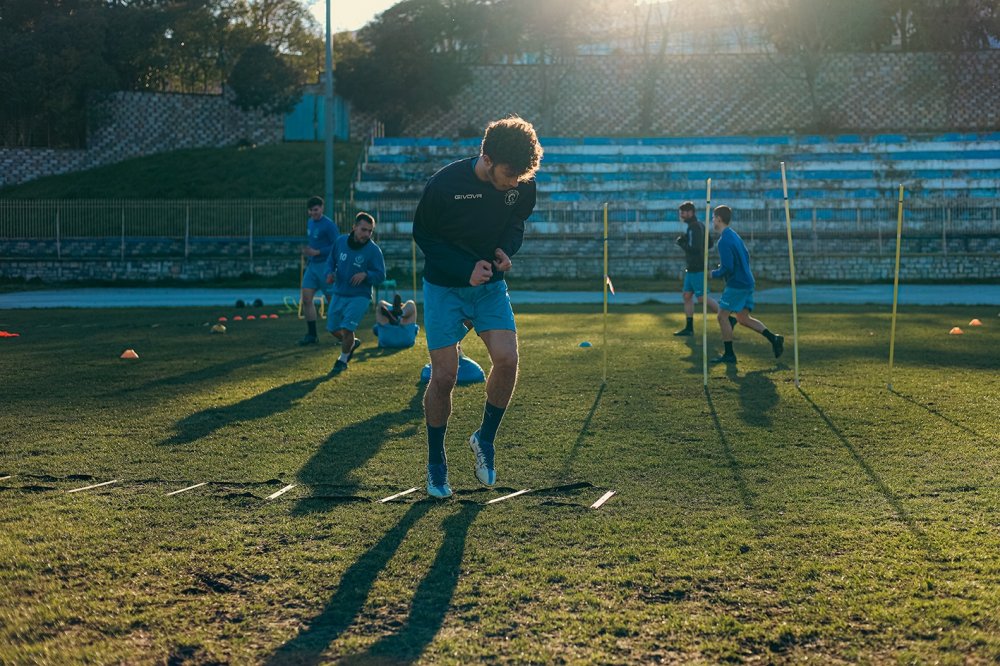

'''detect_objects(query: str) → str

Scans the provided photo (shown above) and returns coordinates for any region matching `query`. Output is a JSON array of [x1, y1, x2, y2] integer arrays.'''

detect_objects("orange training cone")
[[233, 315, 243, 321], [269, 314, 279, 319], [949, 327, 963, 335], [120, 349, 139, 359], [969, 319, 982, 326], [218, 316, 228, 322]]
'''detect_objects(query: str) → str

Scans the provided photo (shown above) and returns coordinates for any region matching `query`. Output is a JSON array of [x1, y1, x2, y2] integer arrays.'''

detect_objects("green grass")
[[1, 304, 998, 664], [0, 142, 362, 200]]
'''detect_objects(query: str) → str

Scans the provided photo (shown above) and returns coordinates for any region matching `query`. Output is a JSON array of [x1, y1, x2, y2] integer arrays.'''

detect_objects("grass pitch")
[[0, 303, 998, 664]]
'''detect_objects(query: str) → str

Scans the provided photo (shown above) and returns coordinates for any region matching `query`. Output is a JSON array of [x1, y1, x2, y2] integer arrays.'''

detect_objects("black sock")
[[724, 341, 734, 356], [427, 424, 446, 465], [478, 402, 506, 445], [307, 320, 317, 337], [761, 328, 776, 343], [684, 317, 693, 330]]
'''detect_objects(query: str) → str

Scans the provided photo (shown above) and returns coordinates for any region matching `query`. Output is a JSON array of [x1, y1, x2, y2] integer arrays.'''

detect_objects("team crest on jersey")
[[353, 256, 364, 266], [505, 189, 519, 206]]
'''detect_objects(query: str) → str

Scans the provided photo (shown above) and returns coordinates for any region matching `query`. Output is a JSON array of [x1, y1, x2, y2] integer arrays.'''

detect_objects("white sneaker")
[[426, 463, 453, 499], [468, 430, 496, 486]]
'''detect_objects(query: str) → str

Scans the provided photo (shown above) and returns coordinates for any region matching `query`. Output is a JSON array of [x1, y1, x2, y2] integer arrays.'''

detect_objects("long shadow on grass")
[[734, 369, 780, 428], [888, 389, 996, 443], [797, 388, 940, 559], [558, 383, 606, 481], [265, 502, 480, 666], [291, 384, 424, 510], [103, 348, 301, 399], [343, 503, 482, 665], [160, 376, 324, 446], [705, 386, 764, 535]]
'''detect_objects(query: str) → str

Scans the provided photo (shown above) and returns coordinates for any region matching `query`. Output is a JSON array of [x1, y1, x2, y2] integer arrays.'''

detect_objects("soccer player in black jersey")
[[413, 116, 543, 498]]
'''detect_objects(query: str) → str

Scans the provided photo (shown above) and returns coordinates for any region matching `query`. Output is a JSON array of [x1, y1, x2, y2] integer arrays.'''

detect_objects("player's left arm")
[[314, 221, 337, 258], [496, 181, 535, 261], [365, 246, 387, 285]]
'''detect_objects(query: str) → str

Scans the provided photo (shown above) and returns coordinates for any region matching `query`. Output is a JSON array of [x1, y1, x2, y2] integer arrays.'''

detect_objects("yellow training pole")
[[780, 162, 800, 386], [411, 237, 418, 303], [602, 203, 609, 386], [703, 178, 711, 386], [888, 185, 905, 390], [297, 253, 305, 319]]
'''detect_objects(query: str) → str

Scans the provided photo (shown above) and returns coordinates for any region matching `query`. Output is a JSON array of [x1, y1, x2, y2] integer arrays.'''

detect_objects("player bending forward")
[[413, 116, 543, 498]]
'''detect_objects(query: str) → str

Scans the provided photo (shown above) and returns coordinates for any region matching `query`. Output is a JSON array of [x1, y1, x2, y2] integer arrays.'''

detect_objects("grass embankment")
[[0, 142, 363, 200], [0, 305, 998, 663]]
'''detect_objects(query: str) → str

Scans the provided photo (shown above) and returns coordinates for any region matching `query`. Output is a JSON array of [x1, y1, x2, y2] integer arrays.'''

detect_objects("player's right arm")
[[711, 235, 734, 279]]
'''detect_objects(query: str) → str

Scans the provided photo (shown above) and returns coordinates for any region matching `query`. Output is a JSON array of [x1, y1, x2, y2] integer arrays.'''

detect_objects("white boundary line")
[[0, 475, 11, 482], [67, 480, 119, 494], [266, 484, 297, 500], [590, 490, 616, 509], [486, 489, 531, 505], [379, 487, 418, 503], [165, 482, 208, 497]]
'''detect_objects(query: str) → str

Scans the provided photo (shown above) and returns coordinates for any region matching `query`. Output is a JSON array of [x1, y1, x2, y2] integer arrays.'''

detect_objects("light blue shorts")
[[718, 286, 755, 313], [302, 261, 332, 296], [423, 279, 516, 351], [682, 271, 708, 297], [326, 295, 370, 332]]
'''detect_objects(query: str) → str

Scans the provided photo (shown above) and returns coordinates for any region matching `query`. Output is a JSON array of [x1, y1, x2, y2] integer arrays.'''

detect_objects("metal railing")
[[0, 198, 996, 260]]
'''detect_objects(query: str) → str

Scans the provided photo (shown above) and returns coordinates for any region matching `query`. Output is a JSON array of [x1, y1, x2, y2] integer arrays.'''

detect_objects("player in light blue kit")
[[709, 205, 784, 364], [298, 196, 339, 346], [324, 211, 386, 375]]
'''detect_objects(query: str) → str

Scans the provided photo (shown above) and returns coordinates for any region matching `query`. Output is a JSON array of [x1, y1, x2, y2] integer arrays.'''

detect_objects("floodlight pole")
[[324, 0, 335, 214]]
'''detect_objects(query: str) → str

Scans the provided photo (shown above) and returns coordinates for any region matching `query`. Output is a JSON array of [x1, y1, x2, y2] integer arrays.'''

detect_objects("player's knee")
[[736, 312, 751, 325], [492, 349, 519, 374], [429, 367, 458, 389], [716, 310, 728, 323], [682, 292, 694, 304]]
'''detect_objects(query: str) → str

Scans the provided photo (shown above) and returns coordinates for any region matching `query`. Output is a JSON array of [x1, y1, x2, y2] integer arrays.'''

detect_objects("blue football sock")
[[427, 424, 447, 466], [478, 402, 506, 445]]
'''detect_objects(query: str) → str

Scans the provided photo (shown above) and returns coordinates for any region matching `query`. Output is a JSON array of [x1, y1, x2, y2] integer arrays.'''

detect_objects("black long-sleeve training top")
[[413, 157, 536, 288], [676, 217, 714, 273]]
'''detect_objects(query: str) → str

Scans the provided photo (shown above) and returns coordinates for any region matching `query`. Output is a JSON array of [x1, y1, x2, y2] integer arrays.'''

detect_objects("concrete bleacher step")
[[352, 134, 999, 231]]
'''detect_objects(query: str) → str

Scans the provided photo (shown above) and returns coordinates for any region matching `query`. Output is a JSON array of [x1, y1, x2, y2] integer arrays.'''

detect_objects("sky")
[[306, 0, 400, 33]]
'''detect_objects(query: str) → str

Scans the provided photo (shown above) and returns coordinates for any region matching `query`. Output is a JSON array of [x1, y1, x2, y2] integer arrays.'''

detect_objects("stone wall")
[[2, 232, 996, 283], [0, 91, 284, 188], [398, 52, 1000, 137]]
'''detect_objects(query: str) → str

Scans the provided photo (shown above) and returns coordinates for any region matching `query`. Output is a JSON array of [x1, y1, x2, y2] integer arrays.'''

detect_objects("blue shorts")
[[423, 279, 516, 351], [326, 295, 370, 332], [302, 261, 332, 296], [682, 271, 708, 297], [718, 286, 755, 312]]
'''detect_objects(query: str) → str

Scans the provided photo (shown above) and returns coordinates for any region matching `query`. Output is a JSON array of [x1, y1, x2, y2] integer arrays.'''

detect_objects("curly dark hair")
[[481, 115, 543, 180]]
